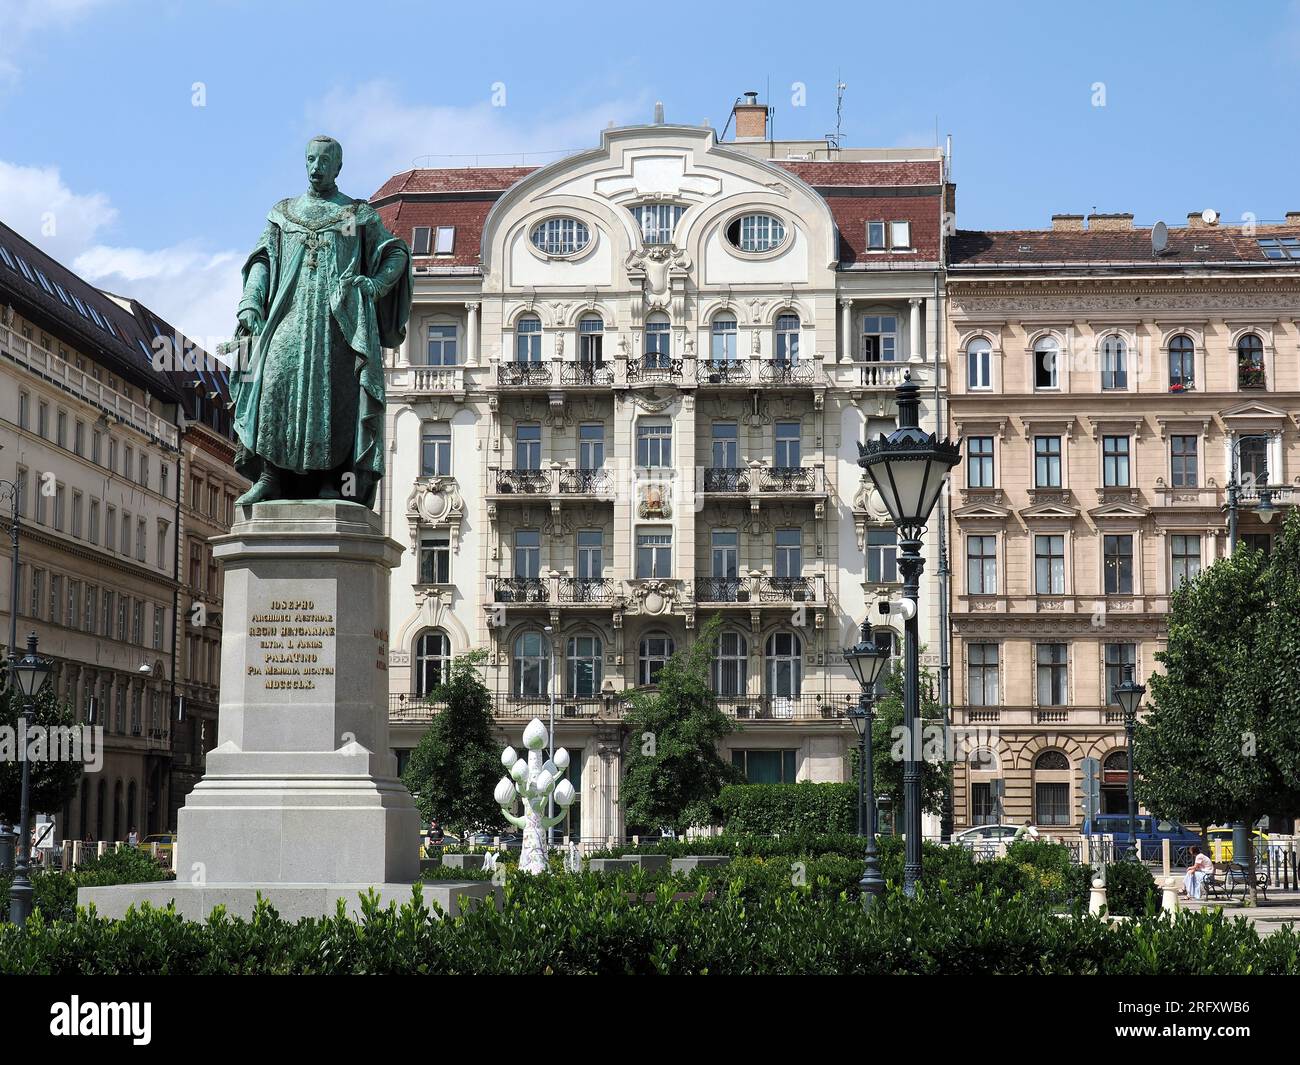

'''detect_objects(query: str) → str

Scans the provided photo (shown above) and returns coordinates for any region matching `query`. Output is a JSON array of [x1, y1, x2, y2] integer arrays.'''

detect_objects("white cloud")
[[306, 81, 651, 195], [0, 0, 111, 84], [0, 159, 242, 346]]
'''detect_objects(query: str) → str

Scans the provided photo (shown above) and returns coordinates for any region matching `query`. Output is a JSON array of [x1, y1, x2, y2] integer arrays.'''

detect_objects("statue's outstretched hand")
[[351, 275, 377, 300], [237, 308, 265, 336]]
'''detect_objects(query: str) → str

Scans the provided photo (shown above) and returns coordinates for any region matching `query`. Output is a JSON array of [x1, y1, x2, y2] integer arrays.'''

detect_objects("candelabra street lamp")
[[1112, 669, 1146, 862], [858, 371, 961, 896], [845, 632, 892, 908], [8, 632, 52, 925], [495, 717, 576, 874]]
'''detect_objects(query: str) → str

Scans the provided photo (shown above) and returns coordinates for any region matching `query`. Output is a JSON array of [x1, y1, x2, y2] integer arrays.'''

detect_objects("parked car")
[[952, 824, 1021, 845], [1205, 825, 1269, 864], [138, 833, 175, 864], [1081, 815, 1200, 861], [467, 830, 522, 850]]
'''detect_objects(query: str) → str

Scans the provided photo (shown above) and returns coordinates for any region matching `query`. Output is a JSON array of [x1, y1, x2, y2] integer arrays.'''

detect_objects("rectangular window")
[[867, 221, 886, 250], [153, 605, 165, 650], [966, 535, 997, 595], [576, 529, 603, 580], [971, 782, 999, 825], [890, 220, 911, 249], [967, 436, 994, 488], [71, 491, 83, 538], [1036, 643, 1068, 706], [56, 409, 67, 448], [1034, 534, 1065, 595], [421, 425, 451, 476], [1171, 534, 1201, 586], [866, 528, 897, 583], [49, 574, 62, 624], [92, 430, 101, 465], [411, 226, 431, 255], [515, 317, 541, 361], [636, 529, 672, 578], [1101, 340, 1128, 390], [106, 505, 116, 550], [160, 464, 170, 500], [124, 445, 133, 478], [636, 421, 672, 468], [1035, 347, 1059, 389], [1170, 435, 1198, 488], [132, 599, 143, 644], [1035, 783, 1071, 826], [426, 323, 457, 366], [435, 226, 456, 255], [85, 587, 97, 633], [710, 422, 737, 470], [30, 569, 44, 619], [121, 513, 131, 556], [514, 530, 540, 579], [860, 315, 897, 363], [139, 455, 149, 488], [74, 420, 85, 456], [15, 468, 27, 519], [644, 319, 671, 365], [515, 423, 542, 470], [18, 391, 28, 430], [774, 528, 802, 580], [157, 520, 169, 569], [1238, 435, 1269, 485], [710, 317, 738, 362], [1102, 435, 1131, 487], [53, 485, 65, 530], [711, 529, 738, 580], [774, 421, 801, 468], [578, 424, 604, 470], [38, 401, 48, 438], [732, 749, 798, 784], [1104, 643, 1137, 706], [190, 542, 203, 590], [136, 518, 146, 562], [33, 479, 46, 526], [1034, 436, 1062, 487], [419, 531, 451, 584], [632, 204, 684, 245], [102, 590, 114, 638], [968, 643, 999, 707], [1104, 534, 1134, 595]]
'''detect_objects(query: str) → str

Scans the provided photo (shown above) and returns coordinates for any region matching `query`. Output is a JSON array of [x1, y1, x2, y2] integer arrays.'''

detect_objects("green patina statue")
[[230, 135, 412, 508]]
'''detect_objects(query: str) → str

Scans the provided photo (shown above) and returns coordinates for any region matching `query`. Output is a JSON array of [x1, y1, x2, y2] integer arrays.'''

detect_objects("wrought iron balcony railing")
[[560, 361, 614, 386], [494, 468, 551, 494], [757, 575, 820, 603], [703, 467, 750, 492], [758, 358, 815, 385], [557, 577, 619, 604], [558, 468, 615, 496], [489, 577, 550, 604], [696, 359, 751, 385], [696, 577, 747, 603], [390, 692, 855, 725], [715, 694, 849, 721], [758, 466, 822, 493], [626, 357, 683, 384], [497, 360, 553, 387]]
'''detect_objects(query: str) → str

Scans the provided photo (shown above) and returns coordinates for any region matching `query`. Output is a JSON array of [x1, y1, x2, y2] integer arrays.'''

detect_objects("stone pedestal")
[[81, 501, 433, 919]]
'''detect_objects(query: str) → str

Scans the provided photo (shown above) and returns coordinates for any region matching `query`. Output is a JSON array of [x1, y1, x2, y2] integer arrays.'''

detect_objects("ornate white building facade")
[[374, 103, 951, 840]]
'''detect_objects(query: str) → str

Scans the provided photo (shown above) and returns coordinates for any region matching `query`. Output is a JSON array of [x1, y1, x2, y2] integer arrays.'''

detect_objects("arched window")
[[638, 632, 675, 686], [1033, 337, 1059, 390], [578, 314, 604, 365], [1168, 334, 1194, 390], [426, 319, 458, 366], [1103, 750, 1128, 773], [1100, 335, 1127, 390], [566, 635, 602, 697], [774, 314, 800, 364], [644, 313, 671, 368], [515, 315, 542, 362], [1033, 750, 1071, 826], [713, 630, 748, 696], [765, 631, 803, 697], [415, 630, 452, 695], [966, 337, 992, 391], [513, 631, 550, 697], [1237, 333, 1265, 389], [710, 315, 738, 364]]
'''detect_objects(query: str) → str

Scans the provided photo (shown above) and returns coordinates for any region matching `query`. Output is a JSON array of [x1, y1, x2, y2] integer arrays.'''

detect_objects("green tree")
[[621, 616, 744, 831], [848, 657, 950, 821], [400, 650, 502, 837], [1136, 508, 1300, 902], [0, 682, 83, 825]]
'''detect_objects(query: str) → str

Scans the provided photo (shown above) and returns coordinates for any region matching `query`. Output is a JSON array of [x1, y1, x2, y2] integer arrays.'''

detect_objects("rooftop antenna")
[[825, 75, 846, 151]]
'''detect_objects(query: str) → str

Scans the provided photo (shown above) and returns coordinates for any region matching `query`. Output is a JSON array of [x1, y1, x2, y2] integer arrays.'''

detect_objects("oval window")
[[726, 213, 786, 253], [531, 217, 591, 255]]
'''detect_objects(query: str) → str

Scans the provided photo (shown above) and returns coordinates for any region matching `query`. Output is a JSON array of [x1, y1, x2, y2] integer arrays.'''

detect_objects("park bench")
[[1204, 861, 1269, 901]]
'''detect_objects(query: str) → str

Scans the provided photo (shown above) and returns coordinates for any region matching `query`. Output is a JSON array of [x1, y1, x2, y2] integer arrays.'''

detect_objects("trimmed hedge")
[[717, 782, 858, 834], [0, 846, 172, 923], [2, 876, 1295, 975]]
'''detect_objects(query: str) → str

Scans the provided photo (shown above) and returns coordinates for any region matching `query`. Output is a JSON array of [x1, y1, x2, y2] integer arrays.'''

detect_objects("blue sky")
[[2, 0, 1299, 343]]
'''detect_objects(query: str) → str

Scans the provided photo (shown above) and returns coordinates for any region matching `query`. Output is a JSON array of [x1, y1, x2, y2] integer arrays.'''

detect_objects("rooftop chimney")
[[732, 91, 769, 141], [1051, 214, 1085, 232], [653, 101, 665, 125], [1286, 212, 1300, 226], [1187, 210, 1219, 229], [1087, 212, 1134, 232]]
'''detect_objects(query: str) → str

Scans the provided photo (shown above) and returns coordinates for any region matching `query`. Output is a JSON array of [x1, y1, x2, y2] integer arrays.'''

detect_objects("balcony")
[[858, 361, 907, 389], [695, 359, 751, 386], [556, 577, 619, 604], [488, 576, 550, 604], [1238, 363, 1266, 390], [759, 466, 822, 494], [694, 357, 822, 389], [492, 468, 551, 495], [488, 575, 622, 609], [496, 360, 553, 388], [557, 468, 616, 498], [702, 467, 750, 493], [626, 357, 684, 385], [702, 464, 825, 499], [386, 364, 465, 397], [559, 361, 614, 387], [696, 574, 825, 606], [716, 694, 851, 721]]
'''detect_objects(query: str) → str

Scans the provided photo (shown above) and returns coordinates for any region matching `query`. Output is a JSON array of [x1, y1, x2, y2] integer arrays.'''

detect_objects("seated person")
[[1183, 845, 1212, 898]]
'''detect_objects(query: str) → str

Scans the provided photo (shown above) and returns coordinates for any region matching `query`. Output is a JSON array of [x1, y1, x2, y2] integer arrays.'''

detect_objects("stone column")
[[909, 298, 923, 364], [839, 298, 853, 363], [465, 301, 480, 364]]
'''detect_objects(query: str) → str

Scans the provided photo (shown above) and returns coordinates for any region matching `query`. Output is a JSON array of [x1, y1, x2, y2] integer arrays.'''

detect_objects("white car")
[[951, 824, 1022, 850]]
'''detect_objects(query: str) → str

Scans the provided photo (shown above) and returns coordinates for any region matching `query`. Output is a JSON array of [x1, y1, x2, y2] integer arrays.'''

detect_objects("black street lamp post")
[[845, 632, 891, 908], [858, 372, 961, 896], [8, 632, 53, 925], [1112, 669, 1146, 862]]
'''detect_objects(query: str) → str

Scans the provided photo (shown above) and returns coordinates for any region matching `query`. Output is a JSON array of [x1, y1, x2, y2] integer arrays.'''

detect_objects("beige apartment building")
[[374, 97, 952, 839], [946, 211, 1300, 832]]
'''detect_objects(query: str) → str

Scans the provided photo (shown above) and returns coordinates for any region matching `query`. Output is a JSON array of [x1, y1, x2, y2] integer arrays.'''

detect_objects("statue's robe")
[[232, 195, 411, 497]]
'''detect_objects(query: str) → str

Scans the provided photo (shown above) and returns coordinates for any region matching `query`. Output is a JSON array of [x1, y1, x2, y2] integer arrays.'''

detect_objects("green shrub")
[[0, 845, 172, 923], [1102, 860, 1159, 917], [716, 782, 858, 835]]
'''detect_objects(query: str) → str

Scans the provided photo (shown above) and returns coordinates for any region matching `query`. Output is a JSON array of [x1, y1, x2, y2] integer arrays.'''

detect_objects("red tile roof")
[[372, 167, 536, 199], [775, 160, 943, 187]]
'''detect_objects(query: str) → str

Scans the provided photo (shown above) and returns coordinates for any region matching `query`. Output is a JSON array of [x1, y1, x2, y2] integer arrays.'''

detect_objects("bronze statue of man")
[[231, 135, 411, 507]]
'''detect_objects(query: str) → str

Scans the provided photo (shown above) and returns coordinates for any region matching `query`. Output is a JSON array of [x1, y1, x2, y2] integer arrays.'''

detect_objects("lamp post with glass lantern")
[[7, 632, 52, 925], [858, 372, 961, 896], [1112, 669, 1146, 862], [845, 632, 891, 907]]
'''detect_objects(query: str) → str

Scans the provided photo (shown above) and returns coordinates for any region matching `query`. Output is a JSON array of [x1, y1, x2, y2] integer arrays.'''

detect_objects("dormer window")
[[412, 227, 431, 255], [434, 226, 455, 254]]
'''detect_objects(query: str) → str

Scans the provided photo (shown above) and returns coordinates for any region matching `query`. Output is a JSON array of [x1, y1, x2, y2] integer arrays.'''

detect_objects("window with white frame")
[[1100, 335, 1128, 390], [421, 424, 451, 476], [890, 221, 912, 249], [513, 632, 549, 697], [644, 314, 671, 367], [860, 315, 897, 363], [966, 337, 992, 390], [578, 423, 604, 470], [1102, 435, 1131, 487], [1034, 534, 1065, 594], [713, 630, 748, 696], [967, 535, 997, 595], [636, 421, 672, 468], [578, 315, 604, 364], [774, 314, 800, 363], [1171, 534, 1201, 586], [774, 528, 802, 580], [576, 530, 603, 580], [866, 528, 897, 583], [967, 436, 994, 487], [1036, 645, 1068, 706], [765, 631, 803, 697], [419, 530, 451, 584], [774, 421, 801, 468], [514, 529, 541, 579], [515, 423, 541, 470], [515, 315, 542, 361], [867, 221, 887, 250], [1034, 435, 1062, 487], [710, 316, 738, 363], [727, 213, 786, 252], [566, 635, 602, 696], [636, 529, 672, 578], [531, 217, 590, 255], [426, 322, 457, 365], [1034, 337, 1060, 389], [411, 227, 431, 255], [639, 632, 674, 685], [415, 630, 451, 694], [631, 204, 684, 245], [434, 226, 455, 254], [711, 529, 738, 580]]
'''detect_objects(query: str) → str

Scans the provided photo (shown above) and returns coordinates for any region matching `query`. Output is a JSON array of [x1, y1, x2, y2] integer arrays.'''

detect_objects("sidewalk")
[[1183, 893, 1300, 934]]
